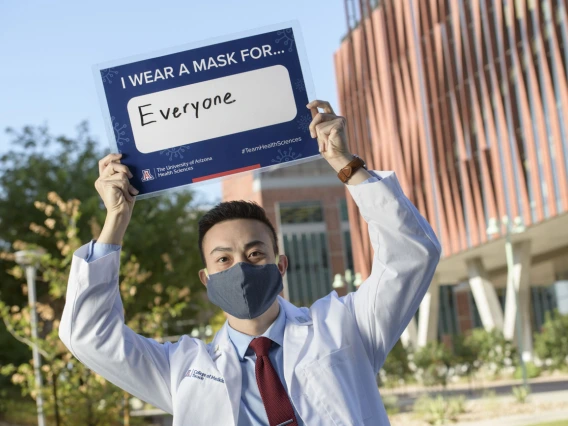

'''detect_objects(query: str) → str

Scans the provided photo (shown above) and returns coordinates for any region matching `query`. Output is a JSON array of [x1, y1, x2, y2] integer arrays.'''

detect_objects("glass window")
[[437, 285, 459, 337], [280, 201, 323, 224], [283, 231, 331, 306], [339, 198, 349, 222], [343, 229, 354, 272]]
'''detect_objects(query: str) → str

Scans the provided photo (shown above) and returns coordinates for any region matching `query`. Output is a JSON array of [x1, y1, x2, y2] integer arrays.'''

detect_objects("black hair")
[[198, 201, 279, 264]]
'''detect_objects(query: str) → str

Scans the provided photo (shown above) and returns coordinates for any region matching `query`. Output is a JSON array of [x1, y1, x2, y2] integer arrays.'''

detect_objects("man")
[[60, 100, 440, 425]]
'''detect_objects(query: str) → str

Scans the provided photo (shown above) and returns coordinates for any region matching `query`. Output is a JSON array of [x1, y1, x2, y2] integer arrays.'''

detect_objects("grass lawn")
[[527, 421, 568, 426]]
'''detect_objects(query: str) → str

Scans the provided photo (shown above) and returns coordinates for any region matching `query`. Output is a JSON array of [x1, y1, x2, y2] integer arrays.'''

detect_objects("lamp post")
[[15, 249, 46, 426], [486, 216, 528, 388]]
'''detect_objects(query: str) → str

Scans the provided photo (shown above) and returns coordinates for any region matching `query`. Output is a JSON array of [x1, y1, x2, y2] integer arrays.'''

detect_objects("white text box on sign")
[[127, 65, 297, 154]]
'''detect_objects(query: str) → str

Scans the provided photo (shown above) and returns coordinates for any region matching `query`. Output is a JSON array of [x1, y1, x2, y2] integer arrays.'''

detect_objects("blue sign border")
[[93, 21, 318, 199]]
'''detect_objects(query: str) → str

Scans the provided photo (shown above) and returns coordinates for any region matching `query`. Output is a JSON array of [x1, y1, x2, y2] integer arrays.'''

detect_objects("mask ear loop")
[[204, 256, 280, 279]]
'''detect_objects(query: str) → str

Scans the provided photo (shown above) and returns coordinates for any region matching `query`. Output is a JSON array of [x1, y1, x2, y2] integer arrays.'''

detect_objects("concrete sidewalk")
[[386, 376, 568, 412], [456, 390, 568, 426], [458, 409, 568, 426]]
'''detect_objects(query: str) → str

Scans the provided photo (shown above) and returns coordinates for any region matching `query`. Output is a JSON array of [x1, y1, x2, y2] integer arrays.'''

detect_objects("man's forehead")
[[203, 219, 273, 250]]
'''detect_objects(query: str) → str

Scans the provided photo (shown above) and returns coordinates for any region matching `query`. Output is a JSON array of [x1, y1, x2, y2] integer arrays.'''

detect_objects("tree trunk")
[[123, 391, 130, 426], [87, 399, 95, 426], [51, 368, 61, 426]]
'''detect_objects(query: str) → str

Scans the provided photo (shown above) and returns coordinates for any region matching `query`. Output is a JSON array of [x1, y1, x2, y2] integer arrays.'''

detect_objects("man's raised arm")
[[307, 100, 441, 374], [342, 172, 441, 373], [59, 154, 175, 413]]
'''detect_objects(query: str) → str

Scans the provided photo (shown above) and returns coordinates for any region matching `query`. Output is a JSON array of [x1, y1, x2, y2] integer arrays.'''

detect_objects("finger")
[[309, 113, 337, 138], [310, 107, 318, 120], [98, 153, 122, 176], [309, 108, 318, 140], [102, 162, 117, 178], [318, 137, 326, 153], [107, 179, 134, 202], [106, 172, 131, 191], [128, 184, 139, 196], [310, 115, 329, 153], [315, 119, 343, 143], [98, 153, 122, 175], [102, 162, 132, 178], [306, 100, 335, 115], [107, 172, 131, 184], [315, 119, 346, 153]]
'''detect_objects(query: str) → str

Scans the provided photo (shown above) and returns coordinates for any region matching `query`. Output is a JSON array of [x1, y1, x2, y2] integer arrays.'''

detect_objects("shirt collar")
[[227, 302, 286, 361]]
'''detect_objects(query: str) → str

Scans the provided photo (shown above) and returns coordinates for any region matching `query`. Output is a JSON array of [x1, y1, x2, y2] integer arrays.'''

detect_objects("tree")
[[0, 124, 213, 393], [0, 123, 209, 313], [0, 192, 199, 424]]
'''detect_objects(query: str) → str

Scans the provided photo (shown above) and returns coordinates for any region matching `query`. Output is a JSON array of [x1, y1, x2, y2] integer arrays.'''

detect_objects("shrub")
[[511, 385, 530, 403], [514, 361, 541, 380], [465, 328, 516, 376], [382, 394, 399, 416], [481, 389, 498, 411], [447, 395, 466, 417], [452, 334, 480, 380], [380, 340, 413, 387], [413, 395, 466, 425], [534, 310, 568, 371], [413, 342, 453, 387]]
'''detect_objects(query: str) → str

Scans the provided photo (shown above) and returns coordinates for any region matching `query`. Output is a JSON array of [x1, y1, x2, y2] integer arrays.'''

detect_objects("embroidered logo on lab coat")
[[185, 369, 225, 384]]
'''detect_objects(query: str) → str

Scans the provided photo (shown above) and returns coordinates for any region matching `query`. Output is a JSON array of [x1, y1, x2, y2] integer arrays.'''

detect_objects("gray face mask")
[[206, 262, 283, 319]]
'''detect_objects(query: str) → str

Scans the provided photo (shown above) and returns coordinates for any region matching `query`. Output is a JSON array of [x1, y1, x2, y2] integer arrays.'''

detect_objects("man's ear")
[[198, 268, 208, 286], [276, 254, 288, 276]]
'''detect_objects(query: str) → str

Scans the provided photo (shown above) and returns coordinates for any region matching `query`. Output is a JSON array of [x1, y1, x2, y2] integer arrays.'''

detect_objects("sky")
[[0, 0, 348, 204]]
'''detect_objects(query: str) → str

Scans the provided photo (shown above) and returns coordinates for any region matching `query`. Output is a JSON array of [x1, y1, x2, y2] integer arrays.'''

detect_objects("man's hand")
[[95, 153, 139, 245], [307, 100, 371, 184]]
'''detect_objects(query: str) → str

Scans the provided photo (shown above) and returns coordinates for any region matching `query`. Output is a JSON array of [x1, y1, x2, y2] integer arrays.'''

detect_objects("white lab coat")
[[59, 171, 440, 425]]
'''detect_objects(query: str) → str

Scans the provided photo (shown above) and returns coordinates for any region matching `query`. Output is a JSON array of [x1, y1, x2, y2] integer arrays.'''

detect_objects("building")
[[335, 0, 568, 356], [222, 158, 355, 307]]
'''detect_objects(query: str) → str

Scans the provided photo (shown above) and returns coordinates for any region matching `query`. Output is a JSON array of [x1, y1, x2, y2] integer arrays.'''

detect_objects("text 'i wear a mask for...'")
[[206, 260, 283, 319]]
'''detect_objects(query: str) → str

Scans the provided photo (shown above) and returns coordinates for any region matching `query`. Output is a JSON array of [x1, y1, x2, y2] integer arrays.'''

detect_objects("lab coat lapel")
[[280, 298, 312, 397], [210, 322, 242, 426]]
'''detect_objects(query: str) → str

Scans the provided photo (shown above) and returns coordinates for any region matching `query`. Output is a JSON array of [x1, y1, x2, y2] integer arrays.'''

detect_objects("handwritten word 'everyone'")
[[137, 92, 236, 126]]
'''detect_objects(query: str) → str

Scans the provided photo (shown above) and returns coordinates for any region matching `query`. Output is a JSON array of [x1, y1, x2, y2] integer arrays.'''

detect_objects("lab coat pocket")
[[302, 345, 372, 425]]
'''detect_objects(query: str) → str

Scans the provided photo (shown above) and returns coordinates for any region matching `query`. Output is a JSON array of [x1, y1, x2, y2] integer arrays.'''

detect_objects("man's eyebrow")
[[209, 241, 267, 255], [244, 240, 267, 251], [209, 246, 233, 255]]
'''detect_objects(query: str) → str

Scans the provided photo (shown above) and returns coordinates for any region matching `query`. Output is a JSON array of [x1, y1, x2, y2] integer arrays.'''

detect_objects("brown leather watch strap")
[[337, 155, 366, 183]]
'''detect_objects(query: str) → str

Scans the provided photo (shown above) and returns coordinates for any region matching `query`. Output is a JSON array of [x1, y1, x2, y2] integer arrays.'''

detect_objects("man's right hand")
[[95, 153, 139, 245]]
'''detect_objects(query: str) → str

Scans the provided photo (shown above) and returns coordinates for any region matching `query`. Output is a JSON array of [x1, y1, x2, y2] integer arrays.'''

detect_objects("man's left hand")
[[307, 100, 353, 172]]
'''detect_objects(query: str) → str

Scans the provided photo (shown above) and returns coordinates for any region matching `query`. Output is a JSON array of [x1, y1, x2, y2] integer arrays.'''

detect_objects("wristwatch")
[[337, 155, 367, 183]]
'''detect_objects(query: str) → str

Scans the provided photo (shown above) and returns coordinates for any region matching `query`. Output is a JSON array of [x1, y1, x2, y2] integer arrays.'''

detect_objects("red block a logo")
[[141, 169, 155, 181]]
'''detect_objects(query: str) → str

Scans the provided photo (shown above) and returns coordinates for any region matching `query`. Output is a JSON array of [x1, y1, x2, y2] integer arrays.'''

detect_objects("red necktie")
[[249, 337, 298, 426]]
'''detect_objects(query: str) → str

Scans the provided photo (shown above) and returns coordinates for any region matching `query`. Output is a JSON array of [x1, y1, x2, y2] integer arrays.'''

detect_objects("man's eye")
[[217, 257, 229, 263], [249, 251, 263, 258]]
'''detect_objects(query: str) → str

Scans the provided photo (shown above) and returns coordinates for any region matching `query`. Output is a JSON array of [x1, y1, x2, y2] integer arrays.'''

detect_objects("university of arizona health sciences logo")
[[141, 169, 155, 181]]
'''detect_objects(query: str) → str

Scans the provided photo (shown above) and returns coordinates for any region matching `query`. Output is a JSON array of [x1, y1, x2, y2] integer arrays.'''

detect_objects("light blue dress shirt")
[[83, 172, 380, 424], [227, 305, 304, 426], [85, 240, 121, 262]]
